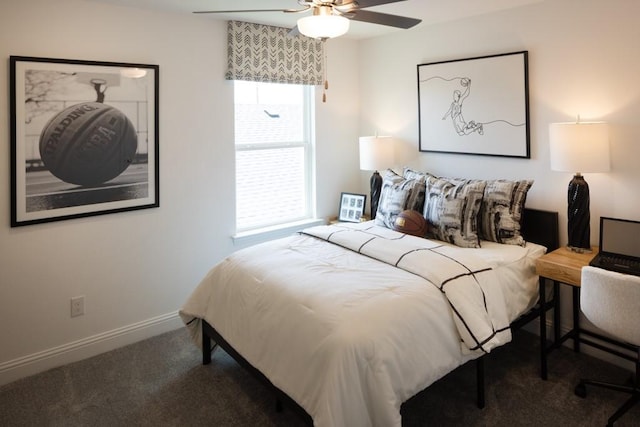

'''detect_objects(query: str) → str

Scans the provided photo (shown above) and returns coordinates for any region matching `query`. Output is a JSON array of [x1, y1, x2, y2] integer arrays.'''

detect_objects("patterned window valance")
[[225, 20, 324, 86]]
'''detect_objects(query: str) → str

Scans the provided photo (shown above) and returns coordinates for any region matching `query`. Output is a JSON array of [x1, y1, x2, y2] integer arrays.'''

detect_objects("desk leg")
[[553, 281, 560, 344], [539, 277, 548, 380], [573, 286, 581, 353]]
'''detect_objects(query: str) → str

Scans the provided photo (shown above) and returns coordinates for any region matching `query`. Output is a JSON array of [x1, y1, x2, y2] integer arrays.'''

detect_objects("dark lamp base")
[[566, 245, 593, 254], [370, 171, 382, 220], [567, 174, 591, 251]]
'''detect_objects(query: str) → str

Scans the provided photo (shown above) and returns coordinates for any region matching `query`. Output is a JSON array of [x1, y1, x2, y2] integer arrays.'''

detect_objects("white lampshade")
[[359, 136, 395, 171], [549, 122, 610, 173], [297, 14, 349, 39]]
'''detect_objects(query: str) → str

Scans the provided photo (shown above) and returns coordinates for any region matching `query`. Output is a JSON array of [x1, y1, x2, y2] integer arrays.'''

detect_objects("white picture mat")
[[11, 57, 158, 226], [418, 51, 529, 158]]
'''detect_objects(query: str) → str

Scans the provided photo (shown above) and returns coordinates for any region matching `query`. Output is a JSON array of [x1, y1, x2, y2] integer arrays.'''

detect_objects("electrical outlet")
[[71, 296, 85, 317]]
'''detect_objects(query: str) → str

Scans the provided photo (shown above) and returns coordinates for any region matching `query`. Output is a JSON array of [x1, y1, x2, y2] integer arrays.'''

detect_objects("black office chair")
[[574, 266, 640, 426]]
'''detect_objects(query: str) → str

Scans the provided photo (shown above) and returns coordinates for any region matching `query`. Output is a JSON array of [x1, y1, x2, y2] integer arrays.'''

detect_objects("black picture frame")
[[10, 56, 159, 227], [338, 192, 366, 222], [417, 51, 530, 158]]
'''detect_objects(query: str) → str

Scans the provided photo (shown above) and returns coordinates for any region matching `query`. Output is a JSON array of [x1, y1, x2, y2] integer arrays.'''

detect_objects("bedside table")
[[329, 215, 370, 225], [535, 246, 597, 379]]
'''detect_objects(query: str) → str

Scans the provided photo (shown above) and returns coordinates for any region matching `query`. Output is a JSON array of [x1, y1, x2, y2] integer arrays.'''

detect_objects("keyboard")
[[593, 254, 640, 275], [601, 255, 640, 268]]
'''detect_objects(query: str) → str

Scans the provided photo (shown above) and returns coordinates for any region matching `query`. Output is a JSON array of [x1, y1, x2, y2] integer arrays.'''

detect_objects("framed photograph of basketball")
[[338, 192, 366, 223], [417, 51, 530, 158], [9, 56, 159, 227]]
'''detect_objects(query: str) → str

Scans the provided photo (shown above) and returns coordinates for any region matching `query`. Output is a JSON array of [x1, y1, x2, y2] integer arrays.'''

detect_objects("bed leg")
[[202, 324, 212, 365], [476, 356, 485, 409]]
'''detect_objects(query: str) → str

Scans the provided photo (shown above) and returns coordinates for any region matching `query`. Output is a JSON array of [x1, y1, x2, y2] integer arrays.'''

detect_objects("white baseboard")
[[0, 311, 183, 387], [2, 313, 633, 388]]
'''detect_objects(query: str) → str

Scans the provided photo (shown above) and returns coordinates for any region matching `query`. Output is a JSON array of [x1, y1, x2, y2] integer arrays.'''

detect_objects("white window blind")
[[234, 81, 314, 232], [226, 20, 324, 86]]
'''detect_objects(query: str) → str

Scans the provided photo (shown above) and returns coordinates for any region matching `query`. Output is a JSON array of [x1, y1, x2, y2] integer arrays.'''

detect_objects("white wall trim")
[[1, 311, 632, 388], [232, 218, 324, 246], [0, 311, 183, 387]]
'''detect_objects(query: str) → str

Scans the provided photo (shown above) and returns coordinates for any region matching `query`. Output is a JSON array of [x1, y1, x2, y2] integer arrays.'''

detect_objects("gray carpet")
[[1, 328, 638, 426]]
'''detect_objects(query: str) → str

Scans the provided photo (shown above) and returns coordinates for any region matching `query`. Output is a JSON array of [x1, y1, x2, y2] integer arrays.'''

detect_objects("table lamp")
[[359, 135, 395, 220], [549, 120, 610, 252]]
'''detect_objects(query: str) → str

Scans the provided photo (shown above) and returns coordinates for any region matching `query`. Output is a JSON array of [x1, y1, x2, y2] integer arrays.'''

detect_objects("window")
[[234, 81, 315, 232]]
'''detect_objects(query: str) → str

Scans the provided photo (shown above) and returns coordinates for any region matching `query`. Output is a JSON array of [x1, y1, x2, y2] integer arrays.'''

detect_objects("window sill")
[[232, 218, 324, 246]]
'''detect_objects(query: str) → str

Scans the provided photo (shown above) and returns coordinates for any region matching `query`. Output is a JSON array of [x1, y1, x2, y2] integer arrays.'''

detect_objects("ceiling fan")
[[193, 0, 422, 39]]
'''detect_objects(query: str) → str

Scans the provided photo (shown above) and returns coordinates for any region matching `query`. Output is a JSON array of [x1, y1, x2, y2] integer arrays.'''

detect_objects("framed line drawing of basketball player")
[[417, 51, 530, 158], [10, 56, 159, 227]]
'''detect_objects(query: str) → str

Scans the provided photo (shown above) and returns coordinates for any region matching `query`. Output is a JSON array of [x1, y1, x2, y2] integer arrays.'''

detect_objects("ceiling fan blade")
[[349, 9, 421, 29], [193, 8, 306, 14], [288, 25, 301, 37], [356, 0, 407, 8]]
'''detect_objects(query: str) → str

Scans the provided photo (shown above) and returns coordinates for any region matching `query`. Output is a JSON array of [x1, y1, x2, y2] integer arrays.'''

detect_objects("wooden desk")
[[536, 246, 597, 287], [534, 246, 638, 379], [535, 246, 597, 379]]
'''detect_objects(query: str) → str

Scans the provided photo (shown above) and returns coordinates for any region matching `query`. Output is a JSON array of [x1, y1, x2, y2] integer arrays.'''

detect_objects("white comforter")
[[180, 223, 514, 427]]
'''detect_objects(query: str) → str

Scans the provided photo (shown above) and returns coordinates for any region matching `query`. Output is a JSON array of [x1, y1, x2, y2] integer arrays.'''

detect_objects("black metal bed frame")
[[200, 208, 559, 425]]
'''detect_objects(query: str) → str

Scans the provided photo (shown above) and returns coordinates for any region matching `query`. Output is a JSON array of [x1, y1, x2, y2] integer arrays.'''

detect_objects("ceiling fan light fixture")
[[297, 14, 350, 39]]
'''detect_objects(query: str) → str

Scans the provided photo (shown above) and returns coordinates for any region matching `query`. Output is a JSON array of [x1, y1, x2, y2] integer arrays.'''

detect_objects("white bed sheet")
[[180, 223, 545, 427], [459, 239, 547, 322]]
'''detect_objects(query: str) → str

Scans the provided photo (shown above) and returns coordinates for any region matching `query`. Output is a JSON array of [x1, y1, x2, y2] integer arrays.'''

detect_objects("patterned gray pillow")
[[478, 179, 533, 246], [443, 177, 534, 246], [402, 167, 435, 182], [423, 176, 486, 248], [375, 169, 426, 229]]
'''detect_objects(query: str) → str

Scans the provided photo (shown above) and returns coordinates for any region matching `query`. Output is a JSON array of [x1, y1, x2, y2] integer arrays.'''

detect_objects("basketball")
[[393, 210, 427, 237], [39, 102, 138, 186]]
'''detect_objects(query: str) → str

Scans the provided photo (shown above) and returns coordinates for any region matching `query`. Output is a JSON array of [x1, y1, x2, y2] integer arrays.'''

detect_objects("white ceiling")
[[86, 0, 544, 39]]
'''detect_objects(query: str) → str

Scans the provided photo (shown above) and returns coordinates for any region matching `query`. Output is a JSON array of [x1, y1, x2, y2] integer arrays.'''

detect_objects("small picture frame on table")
[[338, 192, 366, 222]]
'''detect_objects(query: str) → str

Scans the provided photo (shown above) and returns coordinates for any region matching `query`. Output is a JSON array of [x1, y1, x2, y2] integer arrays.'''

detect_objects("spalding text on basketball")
[[41, 103, 100, 157]]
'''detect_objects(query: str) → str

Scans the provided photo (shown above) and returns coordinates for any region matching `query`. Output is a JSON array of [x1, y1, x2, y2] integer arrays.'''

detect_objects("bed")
[[180, 171, 559, 427]]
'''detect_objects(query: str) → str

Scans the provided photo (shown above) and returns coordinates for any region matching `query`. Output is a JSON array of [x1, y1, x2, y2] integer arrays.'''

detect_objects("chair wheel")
[[574, 383, 587, 398]]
